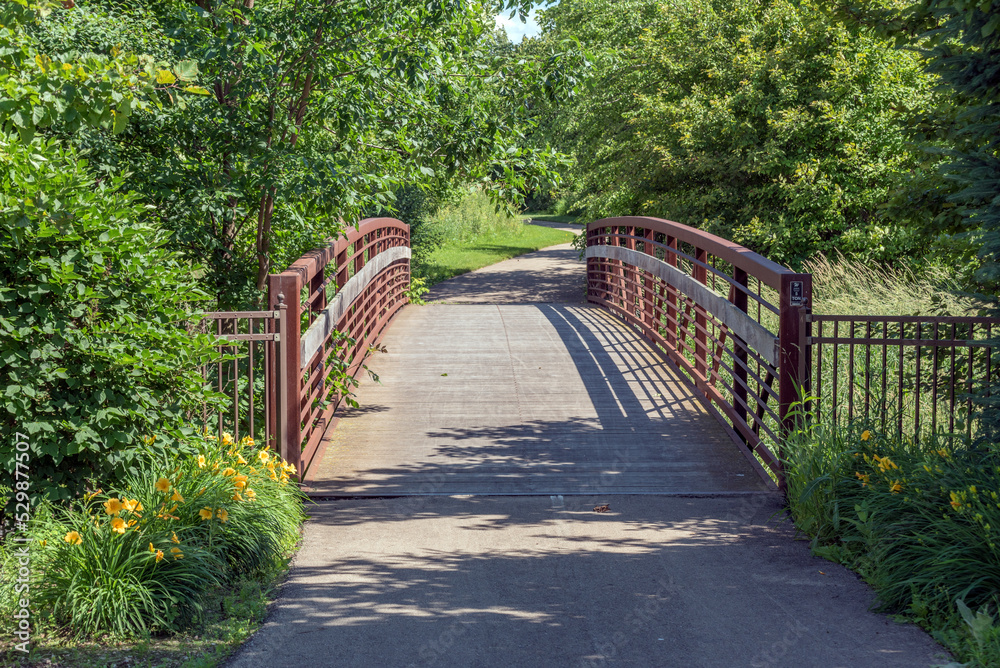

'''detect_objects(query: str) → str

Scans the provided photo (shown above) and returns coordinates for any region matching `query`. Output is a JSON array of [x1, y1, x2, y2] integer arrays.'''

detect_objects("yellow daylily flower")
[[103, 498, 124, 515], [64, 531, 82, 545], [155, 478, 171, 493], [222, 432, 234, 446], [222, 467, 236, 477], [172, 531, 180, 544], [155, 550, 164, 563], [233, 492, 243, 502], [215, 508, 229, 523], [861, 430, 872, 442], [199, 507, 214, 521], [236, 454, 248, 465], [170, 489, 185, 503], [110, 517, 126, 534], [149, 542, 156, 553], [889, 480, 902, 494], [245, 488, 256, 500], [197, 455, 206, 468], [258, 450, 270, 463], [170, 547, 184, 560], [950, 492, 962, 510]]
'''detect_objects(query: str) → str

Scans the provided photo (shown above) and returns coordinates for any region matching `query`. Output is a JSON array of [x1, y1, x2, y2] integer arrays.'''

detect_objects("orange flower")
[[155, 478, 171, 493], [155, 550, 164, 563], [199, 507, 214, 521], [222, 467, 236, 477], [170, 489, 184, 503], [170, 547, 184, 560], [215, 508, 229, 523]]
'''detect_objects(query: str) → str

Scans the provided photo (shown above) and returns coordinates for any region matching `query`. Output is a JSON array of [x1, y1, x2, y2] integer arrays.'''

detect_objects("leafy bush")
[[2, 434, 303, 639], [785, 422, 1000, 665], [0, 137, 223, 506]]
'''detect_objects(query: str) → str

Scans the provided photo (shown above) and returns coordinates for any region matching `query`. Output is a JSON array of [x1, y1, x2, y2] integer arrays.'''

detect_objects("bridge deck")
[[306, 302, 771, 496]]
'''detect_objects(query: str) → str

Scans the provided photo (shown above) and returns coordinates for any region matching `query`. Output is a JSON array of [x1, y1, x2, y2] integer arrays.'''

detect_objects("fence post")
[[268, 272, 302, 478], [778, 272, 812, 489]]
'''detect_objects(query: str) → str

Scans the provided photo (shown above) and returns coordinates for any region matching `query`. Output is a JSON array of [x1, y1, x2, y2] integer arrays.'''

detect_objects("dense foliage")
[[785, 423, 1000, 665], [0, 136, 222, 504], [22, 0, 573, 306], [535, 0, 940, 268]]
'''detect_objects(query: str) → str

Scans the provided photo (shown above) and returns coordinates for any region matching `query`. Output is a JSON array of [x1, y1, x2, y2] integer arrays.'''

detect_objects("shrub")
[[5, 434, 304, 639], [0, 136, 223, 507]]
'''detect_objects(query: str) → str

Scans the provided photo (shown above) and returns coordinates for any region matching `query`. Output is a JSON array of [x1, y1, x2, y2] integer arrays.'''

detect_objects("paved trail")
[[227, 222, 948, 668]]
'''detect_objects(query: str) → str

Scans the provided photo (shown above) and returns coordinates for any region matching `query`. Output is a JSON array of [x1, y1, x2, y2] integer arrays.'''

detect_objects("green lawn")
[[415, 223, 575, 286]]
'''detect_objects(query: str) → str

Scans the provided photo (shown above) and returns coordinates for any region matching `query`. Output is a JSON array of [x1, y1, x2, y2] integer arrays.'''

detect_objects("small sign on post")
[[789, 280, 804, 307]]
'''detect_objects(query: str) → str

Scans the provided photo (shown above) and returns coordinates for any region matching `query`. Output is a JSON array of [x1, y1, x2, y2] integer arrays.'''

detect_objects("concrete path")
[[227, 231, 949, 667], [228, 496, 948, 668]]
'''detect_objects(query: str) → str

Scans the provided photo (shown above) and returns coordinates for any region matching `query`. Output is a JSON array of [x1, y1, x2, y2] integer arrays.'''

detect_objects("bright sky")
[[495, 6, 542, 43]]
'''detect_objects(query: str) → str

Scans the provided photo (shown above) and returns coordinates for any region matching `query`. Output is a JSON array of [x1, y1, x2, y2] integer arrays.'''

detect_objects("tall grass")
[[807, 253, 983, 317], [425, 188, 522, 242]]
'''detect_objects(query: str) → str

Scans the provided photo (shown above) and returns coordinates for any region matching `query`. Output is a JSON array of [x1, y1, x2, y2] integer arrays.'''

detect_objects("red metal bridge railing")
[[586, 216, 811, 487], [266, 218, 411, 479]]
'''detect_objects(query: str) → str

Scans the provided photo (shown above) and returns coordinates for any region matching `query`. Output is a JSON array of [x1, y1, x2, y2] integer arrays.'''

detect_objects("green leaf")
[[183, 86, 212, 96], [155, 69, 177, 85], [174, 60, 200, 81]]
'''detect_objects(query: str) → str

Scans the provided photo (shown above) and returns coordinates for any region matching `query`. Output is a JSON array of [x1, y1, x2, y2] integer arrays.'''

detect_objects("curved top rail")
[[285, 217, 410, 285], [588, 216, 792, 289]]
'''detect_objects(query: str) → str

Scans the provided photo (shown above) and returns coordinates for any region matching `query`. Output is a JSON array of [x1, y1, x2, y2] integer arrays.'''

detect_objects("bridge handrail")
[[586, 216, 810, 488], [267, 217, 411, 478]]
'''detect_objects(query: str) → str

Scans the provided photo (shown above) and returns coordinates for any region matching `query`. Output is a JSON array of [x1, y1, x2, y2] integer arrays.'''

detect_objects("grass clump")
[[784, 422, 1000, 666]]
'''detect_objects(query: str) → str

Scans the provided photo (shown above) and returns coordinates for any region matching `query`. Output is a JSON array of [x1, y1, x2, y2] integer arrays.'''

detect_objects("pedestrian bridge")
[[239, 216, 820, 497], [204, 214, 990, 492]]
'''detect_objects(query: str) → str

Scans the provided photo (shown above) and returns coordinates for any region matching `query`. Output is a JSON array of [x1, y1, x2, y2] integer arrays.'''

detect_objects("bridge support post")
[[778, 272, 812, 490], [267, 272, 302, 478]]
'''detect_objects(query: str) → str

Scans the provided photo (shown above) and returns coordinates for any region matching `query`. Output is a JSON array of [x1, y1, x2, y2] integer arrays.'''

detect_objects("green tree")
[[537, 0, 936, 267], [28, 0, 571, 307]]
